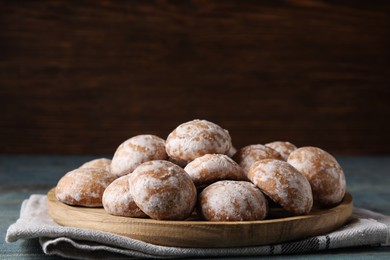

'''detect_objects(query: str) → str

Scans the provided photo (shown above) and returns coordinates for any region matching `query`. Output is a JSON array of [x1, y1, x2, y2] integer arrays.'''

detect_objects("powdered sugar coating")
[[80, 158, 112, 172], [102, 175, 147, 217], [265, 141, 297, 161], [199, 180, 268, 221], [233, 144, 283, 178], [55, 168, 116, 207], [227, 146, 237, 158], [248, 159, 313, 215], [110, 135, 167, 177], [287, 146, 346, 207], [128, 160, 197, 220], [184, 154, 244, 188], [165, 119, 232, 165]]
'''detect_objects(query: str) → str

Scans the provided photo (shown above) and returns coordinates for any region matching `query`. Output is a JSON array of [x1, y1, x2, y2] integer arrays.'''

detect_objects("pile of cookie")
[[55, 119, 346, 221]]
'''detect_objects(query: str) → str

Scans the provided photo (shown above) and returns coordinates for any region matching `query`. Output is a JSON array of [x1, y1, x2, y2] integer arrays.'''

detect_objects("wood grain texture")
[[0, 0, 389, 154], [47, 188, 353, 247]]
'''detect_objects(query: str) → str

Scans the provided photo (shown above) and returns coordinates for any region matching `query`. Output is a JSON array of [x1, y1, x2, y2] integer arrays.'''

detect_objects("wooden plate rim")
[[48, 188, 352, 225], [47, 188, 353, 247]]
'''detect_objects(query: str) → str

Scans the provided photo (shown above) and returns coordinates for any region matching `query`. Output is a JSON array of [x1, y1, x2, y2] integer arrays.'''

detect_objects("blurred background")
[[1, 0, 389, 155]]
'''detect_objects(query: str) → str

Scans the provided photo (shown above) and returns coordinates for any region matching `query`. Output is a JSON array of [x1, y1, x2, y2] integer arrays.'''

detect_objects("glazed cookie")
[[102, 175, 147, 217], [80, 158, 112, 172], [287, 146, 346, 207], [165, 119, 232, 166], [198, 180, 268, 221], [110, 134, 167, 177], [184, 154, 243, 189], [55, 168, 116, 207], [265, 141, 297, 161], [233, 144, 283, 178], [248, 159, 313, 215], [128, 160, 197, 220]]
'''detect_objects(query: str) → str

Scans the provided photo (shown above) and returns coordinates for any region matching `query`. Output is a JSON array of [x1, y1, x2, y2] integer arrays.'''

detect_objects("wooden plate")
[[47, 188, 353, 248]]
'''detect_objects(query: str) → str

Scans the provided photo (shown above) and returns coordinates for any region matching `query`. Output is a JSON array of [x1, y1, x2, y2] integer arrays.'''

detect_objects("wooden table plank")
[[1, 1, 389, 154]]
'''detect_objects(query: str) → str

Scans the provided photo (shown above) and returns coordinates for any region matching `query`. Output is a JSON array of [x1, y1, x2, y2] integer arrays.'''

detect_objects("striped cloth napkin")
[[6, 194, 390, 259]]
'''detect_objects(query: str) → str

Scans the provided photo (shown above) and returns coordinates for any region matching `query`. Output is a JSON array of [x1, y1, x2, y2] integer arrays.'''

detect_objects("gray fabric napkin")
[[5, 194, 390, 259]]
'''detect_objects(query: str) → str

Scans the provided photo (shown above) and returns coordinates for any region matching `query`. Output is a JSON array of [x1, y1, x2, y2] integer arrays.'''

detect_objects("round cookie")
[[233, 144, 283, 178], [165, 119, 232, 166], [248, 159, 313, 215], [128, 160, 197, 220], [110, 135, 167, 177], [102, 175, 147, 217], [80, 158, 112, 172], [287, 146, 346, 207], [265, 141, 297, 161], [184, 154, 243, 189], [198, 180, 268, 221], [55, 168, 116, 207]]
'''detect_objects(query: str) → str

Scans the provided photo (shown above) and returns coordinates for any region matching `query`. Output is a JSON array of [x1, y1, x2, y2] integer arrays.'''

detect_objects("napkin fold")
[[6, 195, 390, 259]]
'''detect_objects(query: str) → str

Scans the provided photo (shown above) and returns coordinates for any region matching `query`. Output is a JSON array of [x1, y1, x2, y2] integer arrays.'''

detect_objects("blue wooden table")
[[1, 155, 390, 259]]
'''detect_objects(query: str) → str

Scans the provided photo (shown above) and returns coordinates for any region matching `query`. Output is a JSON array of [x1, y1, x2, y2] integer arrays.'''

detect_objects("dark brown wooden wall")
[[1, 0, 390, 155]]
